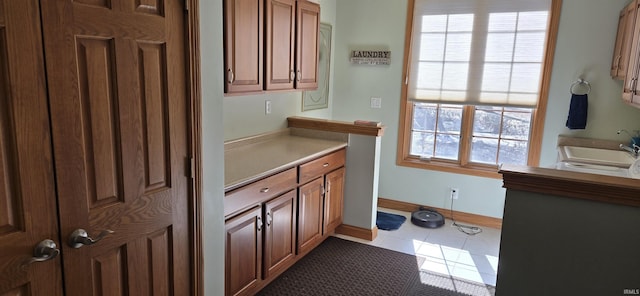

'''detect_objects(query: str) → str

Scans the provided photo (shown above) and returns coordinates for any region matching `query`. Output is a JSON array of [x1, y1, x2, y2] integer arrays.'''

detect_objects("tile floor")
[[334, 207, 501, 288]]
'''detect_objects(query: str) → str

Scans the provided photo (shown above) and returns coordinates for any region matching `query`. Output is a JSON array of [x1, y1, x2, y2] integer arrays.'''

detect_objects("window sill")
[[397, 156, 502, 179]]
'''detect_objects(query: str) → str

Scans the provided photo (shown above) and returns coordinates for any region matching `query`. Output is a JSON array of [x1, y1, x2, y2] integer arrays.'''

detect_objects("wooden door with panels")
[[0, 0, 64, 294], [40, 0, 192, 294], [0, 0, 192, 295]]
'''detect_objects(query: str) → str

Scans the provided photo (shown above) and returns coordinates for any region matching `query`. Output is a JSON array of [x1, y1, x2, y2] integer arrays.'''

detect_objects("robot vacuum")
[[411, 208, 445, 228]]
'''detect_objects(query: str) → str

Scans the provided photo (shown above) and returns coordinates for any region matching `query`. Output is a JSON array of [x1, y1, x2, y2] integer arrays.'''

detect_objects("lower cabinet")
[[297, 149, 346, 255], [297, 177, 325, 255], [263, 190, 297, 278], [324, 167, 345, 233], [224, 148, 346, 296], [225, 190, 296, 296], [225, 206, 263, 296]]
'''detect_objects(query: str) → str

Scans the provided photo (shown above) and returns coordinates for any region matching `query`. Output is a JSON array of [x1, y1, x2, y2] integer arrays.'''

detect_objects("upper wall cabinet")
[[224, 0, 264, 93], [225, 0, 320, 95], [618, 0, 640, 108], [611, 1, 637, 80], [265, 0, 296, 90], [294, 0, 320, 90]]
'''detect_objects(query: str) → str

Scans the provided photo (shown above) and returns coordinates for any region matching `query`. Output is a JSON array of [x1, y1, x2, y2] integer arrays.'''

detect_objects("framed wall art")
[[303, 23, 332, 111]]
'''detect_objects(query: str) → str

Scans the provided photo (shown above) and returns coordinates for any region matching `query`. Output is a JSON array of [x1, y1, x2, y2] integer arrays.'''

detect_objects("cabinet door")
[[265, 0, 295, 90], [295, 0, 320, 90], [624, 1, 640, 102], [612, 9, 627, 77], [225, 207, 263, 296], [297, 177, 324, 255], [613, 2, 637, 79], [263, 190, 297, 278], [224, 0, 263, 93], [324, 167, 345, 235]]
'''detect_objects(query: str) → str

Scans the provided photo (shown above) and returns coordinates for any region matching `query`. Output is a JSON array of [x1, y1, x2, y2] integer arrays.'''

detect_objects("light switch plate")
[[370, 97, 382, 108]]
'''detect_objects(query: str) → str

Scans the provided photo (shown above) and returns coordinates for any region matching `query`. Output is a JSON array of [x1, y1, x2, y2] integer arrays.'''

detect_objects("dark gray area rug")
[[257, 236, 495, 296]]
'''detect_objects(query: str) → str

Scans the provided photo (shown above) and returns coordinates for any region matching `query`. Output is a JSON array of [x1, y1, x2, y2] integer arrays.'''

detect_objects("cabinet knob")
[[260, 187, 269, 193], [290, 70, 295, 82], [322, 163, 329, 168]]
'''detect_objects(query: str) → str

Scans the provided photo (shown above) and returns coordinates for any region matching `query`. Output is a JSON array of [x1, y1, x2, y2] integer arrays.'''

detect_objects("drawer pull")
[[260, 187, 269, 193], [322, 163, 329, 167]]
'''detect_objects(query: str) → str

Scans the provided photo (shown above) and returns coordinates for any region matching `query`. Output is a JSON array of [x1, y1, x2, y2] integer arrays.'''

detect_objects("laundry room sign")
[[350, 50, 391, 65]]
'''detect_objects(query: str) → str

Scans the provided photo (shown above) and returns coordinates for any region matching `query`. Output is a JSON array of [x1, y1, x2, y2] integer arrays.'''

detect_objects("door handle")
[[23, 239, 60, 266], [68, 228, 114, 249]]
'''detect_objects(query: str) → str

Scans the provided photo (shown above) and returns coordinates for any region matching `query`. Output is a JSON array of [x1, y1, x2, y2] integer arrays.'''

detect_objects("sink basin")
[[555, 162, 630, 178], [562, 146, 635, 167]]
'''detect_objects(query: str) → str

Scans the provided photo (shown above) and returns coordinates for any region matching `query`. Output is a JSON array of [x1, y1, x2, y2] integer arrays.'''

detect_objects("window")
[[398, 0, 561, 178]]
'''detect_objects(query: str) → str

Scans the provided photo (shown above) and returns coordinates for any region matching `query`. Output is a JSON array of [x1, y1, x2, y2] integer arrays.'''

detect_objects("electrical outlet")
[[265, 100, 272, 114], [450, 188, 459, 200]]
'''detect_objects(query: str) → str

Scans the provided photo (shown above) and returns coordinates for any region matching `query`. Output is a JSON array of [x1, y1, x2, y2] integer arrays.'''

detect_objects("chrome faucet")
[[617, 129, 640, 157]]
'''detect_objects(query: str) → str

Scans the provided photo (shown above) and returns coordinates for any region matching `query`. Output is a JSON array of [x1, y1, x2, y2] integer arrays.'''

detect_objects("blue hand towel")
[[566, 94, 588, 129]]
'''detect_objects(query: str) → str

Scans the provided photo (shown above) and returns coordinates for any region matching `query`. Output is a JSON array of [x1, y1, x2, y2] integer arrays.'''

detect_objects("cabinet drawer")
[[299, 149, 346, 184], [225, 167, 297, 218]]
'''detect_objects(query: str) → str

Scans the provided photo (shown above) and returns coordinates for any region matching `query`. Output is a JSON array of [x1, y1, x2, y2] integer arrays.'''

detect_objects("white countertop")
[[224, 132, 347, 191]]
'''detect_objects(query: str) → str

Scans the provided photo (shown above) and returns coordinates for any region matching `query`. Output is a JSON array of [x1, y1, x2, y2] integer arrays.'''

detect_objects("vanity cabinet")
[[297, 149, 345, 255], [225, 0, 320, 94], [224, 168, 297, 296], [224, 148, 344, 295]]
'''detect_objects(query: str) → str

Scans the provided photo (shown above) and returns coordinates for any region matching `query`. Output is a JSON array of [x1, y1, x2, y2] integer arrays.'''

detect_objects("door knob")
[[68, 228, 114, 248], [23, 239, 60, 266]]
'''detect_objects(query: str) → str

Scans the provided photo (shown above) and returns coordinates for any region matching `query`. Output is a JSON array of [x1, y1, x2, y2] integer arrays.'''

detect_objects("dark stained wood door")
[[40, 0, 191, 295], [0, 1, 63, 294]]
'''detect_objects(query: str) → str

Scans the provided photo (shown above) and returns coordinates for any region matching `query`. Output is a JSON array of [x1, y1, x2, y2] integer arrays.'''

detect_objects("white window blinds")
[[407, 0, 552, 107]]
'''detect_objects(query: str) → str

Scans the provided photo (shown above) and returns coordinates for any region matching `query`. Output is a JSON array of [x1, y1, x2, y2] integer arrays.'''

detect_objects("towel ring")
[[570, 79, 591, 95]]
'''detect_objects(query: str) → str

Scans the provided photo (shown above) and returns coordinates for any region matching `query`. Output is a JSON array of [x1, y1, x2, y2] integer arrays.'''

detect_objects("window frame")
[[397, 0, 562, 179]]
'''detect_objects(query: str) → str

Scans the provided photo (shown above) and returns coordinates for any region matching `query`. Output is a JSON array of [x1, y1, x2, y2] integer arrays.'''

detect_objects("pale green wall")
[[200, 0, 225, 295], [224, 0, 338, 141], [332, 0, 640, 219]]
